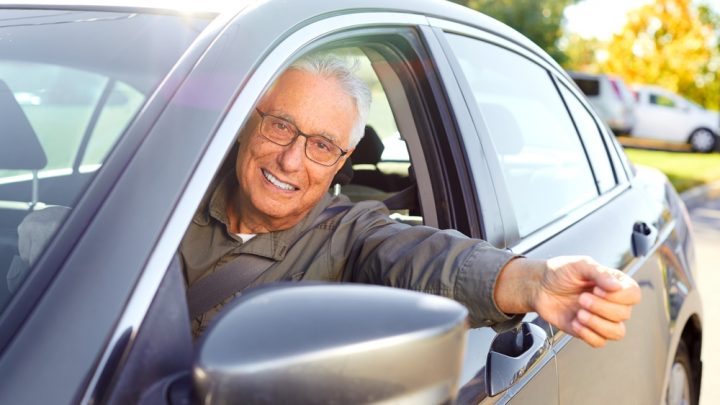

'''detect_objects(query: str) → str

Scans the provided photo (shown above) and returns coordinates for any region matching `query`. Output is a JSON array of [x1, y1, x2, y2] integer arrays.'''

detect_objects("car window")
[[444, 34, 597, 237], [572, 77, 600, 97], [558, 83, 617, 194], [341, 53, 418, 223], [0, 9, 208, 311], [649, 92, 676, 108]]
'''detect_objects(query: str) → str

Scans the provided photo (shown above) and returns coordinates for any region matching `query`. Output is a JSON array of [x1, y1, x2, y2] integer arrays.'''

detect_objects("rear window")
[[572, 78, 600, 96], [0, 9, 209, 311]]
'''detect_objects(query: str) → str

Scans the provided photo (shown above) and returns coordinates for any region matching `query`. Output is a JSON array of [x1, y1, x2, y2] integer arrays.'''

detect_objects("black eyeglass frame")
[[254, 108, 349, 166]]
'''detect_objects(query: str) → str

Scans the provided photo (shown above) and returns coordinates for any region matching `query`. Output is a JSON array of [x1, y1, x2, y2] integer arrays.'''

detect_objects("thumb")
[[593, 269, 624, 293]]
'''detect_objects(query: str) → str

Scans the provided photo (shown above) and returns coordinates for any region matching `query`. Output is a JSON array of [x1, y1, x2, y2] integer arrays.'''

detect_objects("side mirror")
[[193, 284, 468, 404]]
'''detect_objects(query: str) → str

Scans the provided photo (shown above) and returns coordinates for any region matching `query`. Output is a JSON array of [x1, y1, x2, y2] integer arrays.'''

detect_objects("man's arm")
[[494, 256, 642, 348]]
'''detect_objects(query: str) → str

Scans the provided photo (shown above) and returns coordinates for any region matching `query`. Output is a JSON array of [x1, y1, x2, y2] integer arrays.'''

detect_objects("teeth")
[[263, 169, 295, 191]]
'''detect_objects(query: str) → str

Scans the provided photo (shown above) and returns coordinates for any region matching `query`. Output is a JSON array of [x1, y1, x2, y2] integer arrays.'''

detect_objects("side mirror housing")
[[194, 284, 468, 404]]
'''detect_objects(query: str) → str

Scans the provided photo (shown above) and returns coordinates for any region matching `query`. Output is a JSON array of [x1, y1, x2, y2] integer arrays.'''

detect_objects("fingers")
[[580, 292, 632, 322], [571, 315, 623, 348], [572, 291, 634, 347], [593, 284, 642, 307]]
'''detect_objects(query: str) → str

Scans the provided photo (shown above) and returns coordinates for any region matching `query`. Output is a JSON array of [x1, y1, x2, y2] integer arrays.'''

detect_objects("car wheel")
[[666, 341, 697, 405], [689, 128, 717, 153]]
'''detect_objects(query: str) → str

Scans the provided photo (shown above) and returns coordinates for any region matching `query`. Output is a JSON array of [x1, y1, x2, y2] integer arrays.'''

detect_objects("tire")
[[666, 341, 698, 405], [689, 128, 717, 153]]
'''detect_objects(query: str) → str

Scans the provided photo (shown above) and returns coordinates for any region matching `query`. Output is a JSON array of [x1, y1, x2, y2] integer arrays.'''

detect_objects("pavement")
[[680, 181, 720, 405]]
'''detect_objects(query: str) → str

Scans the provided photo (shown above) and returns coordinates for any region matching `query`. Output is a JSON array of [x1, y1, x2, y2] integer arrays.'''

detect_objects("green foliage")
[[450, 0, 578, 63]]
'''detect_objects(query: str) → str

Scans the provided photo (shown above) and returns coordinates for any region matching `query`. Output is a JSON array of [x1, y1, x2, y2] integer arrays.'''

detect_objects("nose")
[[277, 136, 306, 172]]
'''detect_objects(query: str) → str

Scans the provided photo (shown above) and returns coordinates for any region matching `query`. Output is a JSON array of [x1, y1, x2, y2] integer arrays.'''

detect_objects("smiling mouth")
[[262, 169, 298, 191]]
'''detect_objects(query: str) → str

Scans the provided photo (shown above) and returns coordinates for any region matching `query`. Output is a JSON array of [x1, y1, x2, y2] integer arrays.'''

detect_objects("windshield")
[[0, 8, 209, 311]]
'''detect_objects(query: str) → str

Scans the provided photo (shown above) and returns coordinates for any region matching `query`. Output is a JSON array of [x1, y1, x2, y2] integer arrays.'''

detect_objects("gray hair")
[[288, 53, 372, 148]]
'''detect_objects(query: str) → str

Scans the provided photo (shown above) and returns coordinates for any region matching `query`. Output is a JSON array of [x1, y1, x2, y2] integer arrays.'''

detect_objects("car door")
[[635, 88, 689, 142], [420, 20, 564, 404], [434, 23, 681, 403], [26, 5, 558, 403]]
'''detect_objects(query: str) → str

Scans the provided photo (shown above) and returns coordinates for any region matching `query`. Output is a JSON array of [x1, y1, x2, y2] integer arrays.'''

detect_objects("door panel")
[[425, 25, 560, 404], [525, 182, 672, 404]]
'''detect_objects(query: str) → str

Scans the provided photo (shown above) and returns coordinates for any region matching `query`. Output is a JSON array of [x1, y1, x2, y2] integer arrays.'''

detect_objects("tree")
[[450, 0, 578, 64], [601, 0, 719, 109]]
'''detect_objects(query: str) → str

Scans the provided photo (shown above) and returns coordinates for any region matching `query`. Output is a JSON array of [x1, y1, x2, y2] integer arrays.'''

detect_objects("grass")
[[623, 148, 720, 193]]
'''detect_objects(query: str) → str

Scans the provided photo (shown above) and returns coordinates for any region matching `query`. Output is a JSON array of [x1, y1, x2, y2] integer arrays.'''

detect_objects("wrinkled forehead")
[[256, 69, 357, 145]]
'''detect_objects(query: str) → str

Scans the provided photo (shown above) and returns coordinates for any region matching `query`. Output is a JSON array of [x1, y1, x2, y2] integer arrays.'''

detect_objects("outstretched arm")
[[494, 256, 642, 348]]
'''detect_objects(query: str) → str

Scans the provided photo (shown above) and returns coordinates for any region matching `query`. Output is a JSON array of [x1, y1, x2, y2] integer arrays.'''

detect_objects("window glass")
[[445, 34, 597, 236], [558, 83, 616, 193], [0, 9, 208, 311], [81, 81, 146, 170], [572, 78, 600, 97], [649, 93, 676, 108]]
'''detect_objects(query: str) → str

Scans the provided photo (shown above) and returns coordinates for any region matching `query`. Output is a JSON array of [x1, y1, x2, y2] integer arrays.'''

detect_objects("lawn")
[[623, 148, 720, 193]]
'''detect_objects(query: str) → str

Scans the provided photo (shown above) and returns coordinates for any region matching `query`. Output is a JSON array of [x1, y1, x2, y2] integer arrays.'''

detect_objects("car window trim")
[[552, 76, 618, 195], [420, 24, 507, 242], [552, 74, 631, 186]]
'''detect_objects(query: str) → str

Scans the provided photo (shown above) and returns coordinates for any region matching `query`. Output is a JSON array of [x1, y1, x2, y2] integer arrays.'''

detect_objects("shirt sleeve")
[[332, 200, 523, 329]]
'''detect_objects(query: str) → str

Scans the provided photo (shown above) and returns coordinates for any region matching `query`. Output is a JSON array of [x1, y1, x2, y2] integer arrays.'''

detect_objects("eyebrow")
[[268, 110, 339, 143]]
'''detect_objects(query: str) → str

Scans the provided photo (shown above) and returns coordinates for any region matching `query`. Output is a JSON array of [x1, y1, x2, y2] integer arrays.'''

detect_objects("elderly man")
[[181, 54, 641, 347]]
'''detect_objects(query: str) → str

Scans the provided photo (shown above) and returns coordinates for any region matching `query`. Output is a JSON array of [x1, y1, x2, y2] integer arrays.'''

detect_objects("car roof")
[[0, 0, 249, 14], [1, 0, 553, 69]]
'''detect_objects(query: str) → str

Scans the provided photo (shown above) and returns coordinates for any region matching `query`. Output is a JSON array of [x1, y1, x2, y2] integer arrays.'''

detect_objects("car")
[[632, 84, 720, 153], [569, 71, 637, 135], [0, 1, 702, 404]]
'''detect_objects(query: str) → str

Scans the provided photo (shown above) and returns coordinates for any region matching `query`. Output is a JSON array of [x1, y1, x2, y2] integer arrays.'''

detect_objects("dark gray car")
[[0, 1, 702, 404]]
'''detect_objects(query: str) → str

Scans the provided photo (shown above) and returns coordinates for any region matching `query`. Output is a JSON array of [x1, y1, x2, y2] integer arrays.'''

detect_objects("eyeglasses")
[[254, 108, 348, 166]]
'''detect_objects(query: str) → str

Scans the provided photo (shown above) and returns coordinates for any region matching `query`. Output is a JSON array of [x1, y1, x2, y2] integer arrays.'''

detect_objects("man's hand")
[[495, 256, 642, 348]]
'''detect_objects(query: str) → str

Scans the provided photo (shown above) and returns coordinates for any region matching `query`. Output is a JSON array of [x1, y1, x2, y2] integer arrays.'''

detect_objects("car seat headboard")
[[0, 79, 47, 170]]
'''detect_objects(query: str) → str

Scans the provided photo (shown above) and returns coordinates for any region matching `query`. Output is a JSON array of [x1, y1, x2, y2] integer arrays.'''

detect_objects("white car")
[[632, 85, 720, 152], [569, 72, 636, 135]]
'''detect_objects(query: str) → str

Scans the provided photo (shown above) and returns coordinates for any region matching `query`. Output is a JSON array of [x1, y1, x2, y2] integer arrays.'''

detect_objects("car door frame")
[[76, 8, 505, 404], [422, 19, 567, 404], [428, 15, 683, 404]]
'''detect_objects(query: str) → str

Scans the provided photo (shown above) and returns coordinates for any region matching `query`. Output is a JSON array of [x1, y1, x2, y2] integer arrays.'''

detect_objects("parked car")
[[0, 1, 702, 404], [569, 71, 637, 135], [632, 84, 720, 152]]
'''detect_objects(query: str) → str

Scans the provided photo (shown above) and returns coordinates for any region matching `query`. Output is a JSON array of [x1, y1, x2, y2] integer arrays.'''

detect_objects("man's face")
[[233, 69, 356, 231]]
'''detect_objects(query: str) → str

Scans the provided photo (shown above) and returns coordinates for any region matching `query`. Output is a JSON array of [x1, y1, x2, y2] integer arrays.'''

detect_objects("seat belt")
[[186, 204, 351, 320]]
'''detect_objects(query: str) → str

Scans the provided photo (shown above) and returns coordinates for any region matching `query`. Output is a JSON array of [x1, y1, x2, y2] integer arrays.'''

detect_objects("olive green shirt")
[[180, 176, 521, 336]]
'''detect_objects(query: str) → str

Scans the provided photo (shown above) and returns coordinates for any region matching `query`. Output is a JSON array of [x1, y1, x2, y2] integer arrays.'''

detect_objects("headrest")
[[0, 80, 47, 170], [352, 126, 384, 165]]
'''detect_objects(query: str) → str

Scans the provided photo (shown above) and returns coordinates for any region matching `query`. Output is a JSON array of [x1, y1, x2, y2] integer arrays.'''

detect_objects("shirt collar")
[[193, 170, 335, 261]]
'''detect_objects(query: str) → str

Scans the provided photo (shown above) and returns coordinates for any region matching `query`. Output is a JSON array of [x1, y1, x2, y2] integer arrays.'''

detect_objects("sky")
[[564, 0, 652, 40], [564, 0, 720, 40]]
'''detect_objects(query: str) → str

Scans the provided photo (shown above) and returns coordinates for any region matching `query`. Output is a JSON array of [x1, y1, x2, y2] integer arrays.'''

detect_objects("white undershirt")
[[236, 233, 256, 243]]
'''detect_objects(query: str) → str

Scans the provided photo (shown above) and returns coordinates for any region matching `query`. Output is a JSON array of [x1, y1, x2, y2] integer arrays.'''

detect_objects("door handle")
[[485, 322, 550, 397], [632, 221, 658, 257]]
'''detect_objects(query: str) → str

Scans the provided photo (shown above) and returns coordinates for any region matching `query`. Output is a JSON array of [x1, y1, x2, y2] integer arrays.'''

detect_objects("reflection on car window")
[[445, 34, 597, 237], [0, 9, 209, 312]]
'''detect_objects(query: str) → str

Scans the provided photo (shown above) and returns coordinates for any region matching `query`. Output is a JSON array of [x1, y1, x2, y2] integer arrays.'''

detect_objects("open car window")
[[0, 9, 209, 312]]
